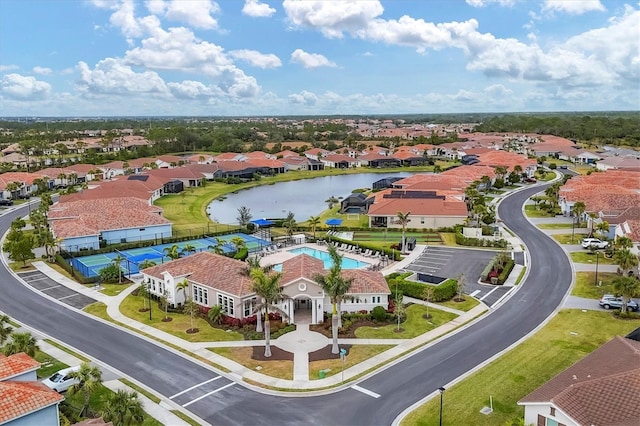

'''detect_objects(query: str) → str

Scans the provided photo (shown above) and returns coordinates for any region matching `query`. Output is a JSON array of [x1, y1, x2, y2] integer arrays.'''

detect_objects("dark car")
[[0, 199, 13, 206], [599, 294, 639, 311]]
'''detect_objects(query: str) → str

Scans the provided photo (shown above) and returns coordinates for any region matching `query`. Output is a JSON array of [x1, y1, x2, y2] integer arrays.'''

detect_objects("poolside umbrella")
[[325, 218, 342, 226]]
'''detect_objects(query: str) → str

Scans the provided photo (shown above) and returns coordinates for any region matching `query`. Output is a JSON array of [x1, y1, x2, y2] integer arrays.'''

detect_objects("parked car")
[[524, 177, 537, 183], [581, 238, 609, 249], [41, 366, 81, 393], [599, 294, 639, 312], [0, 199, 13, 206]]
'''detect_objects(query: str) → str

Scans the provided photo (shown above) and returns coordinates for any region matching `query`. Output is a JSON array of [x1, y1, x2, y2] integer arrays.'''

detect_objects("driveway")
[[17, 270, 97, 310]]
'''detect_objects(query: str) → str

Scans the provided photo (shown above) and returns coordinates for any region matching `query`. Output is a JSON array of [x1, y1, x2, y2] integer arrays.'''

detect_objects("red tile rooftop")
[[0, 353, 40, 381], [0, 381, 64, 424]]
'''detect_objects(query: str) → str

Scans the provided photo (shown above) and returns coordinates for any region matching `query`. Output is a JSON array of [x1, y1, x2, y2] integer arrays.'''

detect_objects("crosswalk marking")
[[352, 385, 380, 398], [170, 376, 221, 399], [182, 383, 234, 407]]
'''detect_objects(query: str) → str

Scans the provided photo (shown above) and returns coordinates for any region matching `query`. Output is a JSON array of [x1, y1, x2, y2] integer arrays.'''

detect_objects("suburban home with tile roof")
[[49, 197, 172, 251], [303, 148, 331, 160], [0, 352, 64, 426], [320, 154, 360, 169], [614, 219, 640, 255], [140, 251, 390, 325], [596, 155, 640, 171], [518, 334, 640, 426], [279, 155, 324, 171], [0, 172, 48, 199]]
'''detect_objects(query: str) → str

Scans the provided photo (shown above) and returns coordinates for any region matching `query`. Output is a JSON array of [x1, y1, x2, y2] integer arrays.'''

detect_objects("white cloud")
[[484, 84, 513, 97], [288, 90, 318, 105], [167, 80, 216, 99], [0, 65, 19, 72], [228, 50, 281, 69], [32, 66, 52, 75], [466, 0, 517, 7], [217, 67, 260, 98], [109, 0, 144, 41], [242, 0, 276, 18], [1, 73, 51, 100], [542, 0, 605, 15], [150, 0, 220, 29], [283, 0, 384, 38], [290, 49, 337, 69], [76, 58, 168, 95]]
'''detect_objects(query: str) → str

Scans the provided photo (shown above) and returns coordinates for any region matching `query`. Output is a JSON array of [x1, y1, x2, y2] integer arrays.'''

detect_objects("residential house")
[[340, 193, 369, 214], [357, 152, 401, 168], [0, 172, 48, 199], [391, 150, 429, 166], [518, 334, 640, 426], [321, 154, 360, 169], [0, 352, 65, 426], [48, 197, 172, 251], [596, 156, 640, 171], [155, 155, 187, 168], [279, 155, 324, 171], [304, 148, 331, 160], [141, 251, 390, 324], [614, 219, 640, 255]]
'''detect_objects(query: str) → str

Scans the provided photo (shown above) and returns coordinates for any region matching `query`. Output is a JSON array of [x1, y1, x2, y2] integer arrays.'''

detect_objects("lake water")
[[207, 172, 412, 224]]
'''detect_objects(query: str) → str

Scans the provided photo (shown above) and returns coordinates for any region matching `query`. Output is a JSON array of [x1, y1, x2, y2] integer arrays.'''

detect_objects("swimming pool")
[[287, 247, 370, 269]]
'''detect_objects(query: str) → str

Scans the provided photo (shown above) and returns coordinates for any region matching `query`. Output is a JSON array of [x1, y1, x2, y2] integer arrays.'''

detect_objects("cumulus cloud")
[[283, 0, 384, 38], [288, 90, 318, 105], [32, 66, 52, 75], [484, 84, 513, 97], [167, 80, 215, 99], [0, 65, 19, 72], [228, 50, 282, 69], [290, 49, 337, 69], [242, 0, 276, 18], [1, 73, 51, 100], [76, 58, 168, 95], [542, 0, 605, 15], [466, 0, 517, 7], [147, 0, 220, 29]]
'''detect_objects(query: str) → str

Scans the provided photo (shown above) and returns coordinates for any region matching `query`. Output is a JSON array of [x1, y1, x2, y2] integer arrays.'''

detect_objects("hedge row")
[[54, 253, 99, 284], [455, 231, 507, 248], [387, 276, 457, 302], [497, 259, 515, 285]]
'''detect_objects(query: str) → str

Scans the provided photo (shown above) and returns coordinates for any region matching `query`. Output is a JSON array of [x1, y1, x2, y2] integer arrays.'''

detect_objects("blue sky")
[[1, 0, 638, 117]]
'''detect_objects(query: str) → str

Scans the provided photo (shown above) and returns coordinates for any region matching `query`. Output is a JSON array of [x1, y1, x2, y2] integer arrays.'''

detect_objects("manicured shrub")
[[372, 306, 387, 322]]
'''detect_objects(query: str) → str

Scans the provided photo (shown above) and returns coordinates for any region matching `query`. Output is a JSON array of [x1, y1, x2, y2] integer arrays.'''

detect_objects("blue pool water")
[[285, 247, 370, 269]]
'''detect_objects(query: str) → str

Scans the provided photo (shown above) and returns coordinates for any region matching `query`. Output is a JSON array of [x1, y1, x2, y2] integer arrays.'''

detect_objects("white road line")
[[479, 286, 499, 301], [40, 285, 61, 291], [57, 293, 80, 301], [470, 290, 481, 297], [24, 276, 49, 282], [182, 383, 234, 407], [170, 376, 221, 399], [351, 385, 381, 398]]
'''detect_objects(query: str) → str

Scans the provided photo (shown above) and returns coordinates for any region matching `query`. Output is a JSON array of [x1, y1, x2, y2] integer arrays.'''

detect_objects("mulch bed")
[[310, 319, 392, 338], [308, 344, 352, 362], [251, 346, 294, 361]]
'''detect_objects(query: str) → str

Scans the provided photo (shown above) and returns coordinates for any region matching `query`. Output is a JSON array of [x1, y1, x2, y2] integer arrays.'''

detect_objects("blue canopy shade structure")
[[325, 218, 343, 226], [251, 218, 274, 226]]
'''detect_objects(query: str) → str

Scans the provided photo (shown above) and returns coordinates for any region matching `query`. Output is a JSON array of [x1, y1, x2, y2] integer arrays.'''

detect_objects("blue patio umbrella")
[[251, 218, 274, 227], [325, 218, 343, 226]]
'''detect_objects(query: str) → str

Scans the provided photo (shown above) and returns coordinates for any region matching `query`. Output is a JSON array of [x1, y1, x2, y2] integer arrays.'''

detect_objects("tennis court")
[[353, 231, 443, 244], [70, 233, 271, 278]]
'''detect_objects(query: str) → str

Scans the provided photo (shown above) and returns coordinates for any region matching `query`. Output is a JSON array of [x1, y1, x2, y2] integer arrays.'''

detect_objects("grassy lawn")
[[537, 223, 584, 230], [571, 272, 618, 299], [440, 233, 457, 246], [119, 293, 243, 342], [43, 338, 91, 363], [355, 304, 458, 339], [208, 346, 293, 380], [309, 345, 394, 380], [35, 350, 69, 379], [570, 251, 616, 265], [98, 283, 131, 296], [401, 310, 640, 426], [7, 260, 37, 272], [524, 205, 555, 218], [437, 297, 480, 312], [551, 233, 588, 245]]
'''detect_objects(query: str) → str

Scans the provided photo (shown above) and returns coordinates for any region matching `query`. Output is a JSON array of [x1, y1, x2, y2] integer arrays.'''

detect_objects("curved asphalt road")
[[0, 182, 571, 426]]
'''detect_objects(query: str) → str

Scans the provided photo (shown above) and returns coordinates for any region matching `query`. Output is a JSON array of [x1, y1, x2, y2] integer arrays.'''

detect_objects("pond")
[[207, 172, 412, 224]]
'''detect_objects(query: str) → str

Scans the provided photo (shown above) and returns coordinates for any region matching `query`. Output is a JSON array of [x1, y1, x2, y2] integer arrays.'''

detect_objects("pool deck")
[[259, 242, 381, 269]]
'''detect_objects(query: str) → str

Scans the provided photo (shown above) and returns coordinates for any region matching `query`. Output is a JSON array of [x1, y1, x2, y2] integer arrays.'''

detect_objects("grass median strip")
[[43, 338, 91, 363], [120, 378, 161, 404], [401, 310, 640, 426]]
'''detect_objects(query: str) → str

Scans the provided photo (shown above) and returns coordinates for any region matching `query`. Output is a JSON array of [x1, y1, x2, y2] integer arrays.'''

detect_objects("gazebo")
[[251, 218, 274, 243]]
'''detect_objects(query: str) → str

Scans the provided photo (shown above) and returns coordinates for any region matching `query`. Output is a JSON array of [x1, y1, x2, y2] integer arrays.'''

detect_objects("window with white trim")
[[193, 285, 209, 305], [244, 298, 256, 317], [372, 296, 381, 303], [218, 294, 234, 315]]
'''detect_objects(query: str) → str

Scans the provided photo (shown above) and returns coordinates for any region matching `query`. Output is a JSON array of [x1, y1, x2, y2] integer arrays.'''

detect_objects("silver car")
[[599, 295, 639, 312]]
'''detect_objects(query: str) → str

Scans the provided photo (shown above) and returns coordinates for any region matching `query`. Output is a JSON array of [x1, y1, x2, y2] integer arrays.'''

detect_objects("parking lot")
[[17, 270, 97, 309], [403, 246, 517, 307]]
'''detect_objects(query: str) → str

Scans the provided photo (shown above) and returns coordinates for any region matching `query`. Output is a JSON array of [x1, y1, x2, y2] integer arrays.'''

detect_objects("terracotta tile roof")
[[276, 150, 299, 158], [476, 151, 537, 170], [304, 148, 330, 156], [323, 154, 357, 163], [214, 153, 245, 161], [156, 155, 186, 164], [342, 270, 390, 294], [280, 254, 325, 284], [520, 336, 640, 426], [0, 353, 40, 380], [0, 381, 64, 424], [441, 165, 497, 183], [245, 158, 286, 169], [144, 167, 204, 180], [0, 172, 47, 187], [620, 219, 640, 242], [49, 197, 170, 239], [36, 167, 68, 178], [368, 196, 468, 217], [391, 151, 423, 160]]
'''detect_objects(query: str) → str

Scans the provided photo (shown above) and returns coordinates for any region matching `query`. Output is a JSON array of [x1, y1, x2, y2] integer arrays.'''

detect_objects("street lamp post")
[[594, 251, 599, 287], [438, 386, 446, 426], [146, 280, 153, 321], [571, 215, 575, 244]]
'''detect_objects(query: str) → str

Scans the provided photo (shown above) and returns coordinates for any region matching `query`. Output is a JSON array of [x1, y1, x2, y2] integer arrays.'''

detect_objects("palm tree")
[[313, 244, 353, 354], [163, 244, 181, 260], [613, 248, 639, 277], [181, 243, 197, 257], [250, 268, 286, 357], [480, 175, 492, 193], [230, 237, 246, 254], [595, 221, 610, 240], [207, 304, 224, 325], [112, 253, 126, 284], [69, 363, 102, 418], [613, 276, 640, 314], [138, 259, 156, 270], [40, 230, 57, 262], [325, 196, 339, 209], [3, 332, 38, 357], [175, 278, 190, 306], [101, 389, 144, 426], [396, 211, 411, 253], [573, 201, 586, 226], [283, 211, 296, 237], [207, 238, 225, 255], [308, 216, 321, 240], [0, 314, 13, 346], [614, 236, 633, 250]]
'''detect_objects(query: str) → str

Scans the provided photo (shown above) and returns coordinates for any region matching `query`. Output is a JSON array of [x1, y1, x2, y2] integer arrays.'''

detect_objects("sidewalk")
[[31, 261, 489, 390]]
